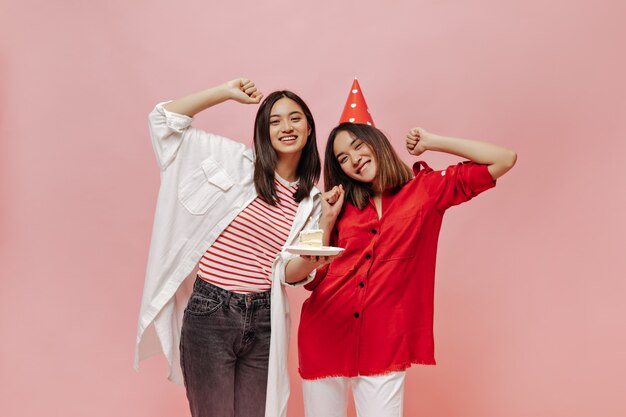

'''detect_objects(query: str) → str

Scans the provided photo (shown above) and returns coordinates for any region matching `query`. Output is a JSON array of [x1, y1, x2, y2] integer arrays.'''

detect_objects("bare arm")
[[162, 78, 263, 117], [406, 128, 517, 180]]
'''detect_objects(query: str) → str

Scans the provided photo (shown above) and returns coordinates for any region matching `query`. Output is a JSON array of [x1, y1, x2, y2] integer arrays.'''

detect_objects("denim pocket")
[[184, 293, 223, 316]]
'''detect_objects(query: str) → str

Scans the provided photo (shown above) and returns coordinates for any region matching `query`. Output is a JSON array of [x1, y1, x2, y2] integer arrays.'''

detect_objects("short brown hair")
[[325, 123, 413, 209]]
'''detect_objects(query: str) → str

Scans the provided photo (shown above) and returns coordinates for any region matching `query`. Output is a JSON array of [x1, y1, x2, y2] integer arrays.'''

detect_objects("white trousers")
[[302, 371, 406, 417]]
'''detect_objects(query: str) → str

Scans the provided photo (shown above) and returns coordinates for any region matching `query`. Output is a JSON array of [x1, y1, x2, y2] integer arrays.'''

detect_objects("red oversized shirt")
[[298, 161, 496, 379]]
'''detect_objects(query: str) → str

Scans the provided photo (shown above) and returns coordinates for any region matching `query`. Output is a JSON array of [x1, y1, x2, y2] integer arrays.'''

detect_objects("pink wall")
[[2, 0, 625, 416]]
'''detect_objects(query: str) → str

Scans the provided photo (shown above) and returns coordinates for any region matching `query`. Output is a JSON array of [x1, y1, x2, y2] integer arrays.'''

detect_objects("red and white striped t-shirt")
[[198, 175, 299, 293]]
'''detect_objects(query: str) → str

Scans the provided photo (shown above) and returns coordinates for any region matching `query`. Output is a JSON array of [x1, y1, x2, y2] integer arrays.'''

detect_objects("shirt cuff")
[[156, 101, 193, 132]]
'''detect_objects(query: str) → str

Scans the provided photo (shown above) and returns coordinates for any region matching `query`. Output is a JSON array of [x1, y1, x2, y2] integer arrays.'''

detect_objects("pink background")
[[2, 0, 625, 416]]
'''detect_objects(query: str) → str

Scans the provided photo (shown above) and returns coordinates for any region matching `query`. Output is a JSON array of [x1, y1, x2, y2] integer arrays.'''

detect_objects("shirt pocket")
[[379, 208, 422, 262], [178, 158, 234, 215]]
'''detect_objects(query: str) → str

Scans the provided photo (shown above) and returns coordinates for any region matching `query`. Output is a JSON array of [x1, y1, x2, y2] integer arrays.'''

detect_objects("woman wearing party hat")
[[293, 79, 517, 417]]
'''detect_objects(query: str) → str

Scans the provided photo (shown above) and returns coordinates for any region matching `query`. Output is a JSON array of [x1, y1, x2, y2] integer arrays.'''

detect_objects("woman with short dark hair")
[[296, 120, 517, 417]]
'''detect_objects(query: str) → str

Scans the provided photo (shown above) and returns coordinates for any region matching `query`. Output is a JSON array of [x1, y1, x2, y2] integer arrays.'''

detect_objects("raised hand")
[[225, 78, 263, 104], [162, 78, 263, 116], [320, 185, 345, 227], [406, 127, 429, 156]]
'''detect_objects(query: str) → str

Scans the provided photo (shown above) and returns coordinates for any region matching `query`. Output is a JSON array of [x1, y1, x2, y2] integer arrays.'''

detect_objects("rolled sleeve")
[[148, 102, 193, 170], [414, 161, 496, 211]]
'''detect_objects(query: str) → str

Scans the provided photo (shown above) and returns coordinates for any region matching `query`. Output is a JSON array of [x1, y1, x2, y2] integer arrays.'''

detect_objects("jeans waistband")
[[193, 276, 271, 306]]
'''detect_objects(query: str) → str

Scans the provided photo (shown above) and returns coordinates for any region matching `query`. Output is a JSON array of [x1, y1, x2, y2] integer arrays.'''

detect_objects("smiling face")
[[333, 130, 378, 184], [268, 97, 310, 160]]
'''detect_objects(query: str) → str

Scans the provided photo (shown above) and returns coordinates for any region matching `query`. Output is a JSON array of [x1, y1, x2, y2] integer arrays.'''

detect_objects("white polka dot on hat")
[[338, 78, 375, 126]]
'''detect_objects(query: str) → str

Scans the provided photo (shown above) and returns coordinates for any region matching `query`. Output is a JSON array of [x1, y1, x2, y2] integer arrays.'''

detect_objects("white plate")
[[285, 246, 345, 256]]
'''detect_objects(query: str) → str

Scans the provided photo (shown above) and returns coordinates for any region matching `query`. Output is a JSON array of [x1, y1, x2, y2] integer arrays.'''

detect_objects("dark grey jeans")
[[180, 277, 271, 417]]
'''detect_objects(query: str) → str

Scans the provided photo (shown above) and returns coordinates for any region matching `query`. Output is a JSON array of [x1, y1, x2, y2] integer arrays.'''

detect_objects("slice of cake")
[[299, 229, 323, 247]]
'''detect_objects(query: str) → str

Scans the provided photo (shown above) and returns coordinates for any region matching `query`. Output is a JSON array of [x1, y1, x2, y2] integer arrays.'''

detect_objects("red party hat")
[[339, 78, 375, 126]]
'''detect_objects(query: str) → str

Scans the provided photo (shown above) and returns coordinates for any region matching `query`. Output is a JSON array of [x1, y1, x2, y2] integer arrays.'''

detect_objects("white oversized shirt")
[[134, 103, 320, 417]]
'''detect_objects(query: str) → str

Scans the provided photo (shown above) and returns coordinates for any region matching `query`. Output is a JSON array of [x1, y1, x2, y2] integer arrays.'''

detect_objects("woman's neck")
[[275, 154, 300, 182], [371, 179, 383, 194]]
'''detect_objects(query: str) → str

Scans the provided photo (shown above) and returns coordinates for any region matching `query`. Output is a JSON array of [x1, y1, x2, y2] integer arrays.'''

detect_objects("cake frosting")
[[299, 229, 323, 247]]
